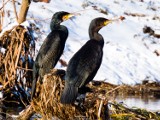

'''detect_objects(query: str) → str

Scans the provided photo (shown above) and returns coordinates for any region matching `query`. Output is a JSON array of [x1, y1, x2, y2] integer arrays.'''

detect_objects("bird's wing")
[[66, 40, 102, 88], [37, 31, 61, 67]]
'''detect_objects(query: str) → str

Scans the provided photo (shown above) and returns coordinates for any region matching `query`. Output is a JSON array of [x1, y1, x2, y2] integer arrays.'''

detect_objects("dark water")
[[115, 95, 160, 112]]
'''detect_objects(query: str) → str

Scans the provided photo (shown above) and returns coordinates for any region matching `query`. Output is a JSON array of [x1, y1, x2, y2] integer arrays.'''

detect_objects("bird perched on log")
[[60, 17, 113, 104], [31, 11, 75, 99]]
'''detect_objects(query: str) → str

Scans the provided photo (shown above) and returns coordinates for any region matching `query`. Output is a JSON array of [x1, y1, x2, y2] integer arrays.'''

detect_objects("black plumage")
[[31, 11, 74, 99], [60, 17, 112, 104]]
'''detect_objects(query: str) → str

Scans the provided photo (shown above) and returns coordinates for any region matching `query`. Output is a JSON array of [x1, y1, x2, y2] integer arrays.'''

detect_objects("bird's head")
[[89, 17, 112, 33], [50, 11, 74, 30], [89, 16, 125, 32], [89, 16, 125, 40], [89, 17, 113, 39]]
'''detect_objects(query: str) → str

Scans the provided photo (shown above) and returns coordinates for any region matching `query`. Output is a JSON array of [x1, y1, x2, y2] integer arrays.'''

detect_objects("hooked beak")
[[62, 13, 75, 21], [103, 20, 113, 26], [62, 12, 81, 21], [104, 16, 125, 25]]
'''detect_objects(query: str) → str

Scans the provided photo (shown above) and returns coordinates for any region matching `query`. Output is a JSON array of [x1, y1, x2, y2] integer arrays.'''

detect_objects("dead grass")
[[0, 25, 34, 89], [18, 69, 109, 120], [110, 101, 160, 120], [17, 70, 160, 119]]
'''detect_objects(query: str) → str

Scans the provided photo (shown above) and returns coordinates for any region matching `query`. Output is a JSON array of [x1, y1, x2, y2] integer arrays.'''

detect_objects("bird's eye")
[[100, 22, 104, 26], [62, 15, 67, 21]]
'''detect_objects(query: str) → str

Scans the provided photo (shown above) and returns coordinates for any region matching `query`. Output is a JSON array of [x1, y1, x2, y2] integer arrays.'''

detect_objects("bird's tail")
[[31, 79, 36, 100], [60, 83, 78, 104], [31, 64, 38, 100]]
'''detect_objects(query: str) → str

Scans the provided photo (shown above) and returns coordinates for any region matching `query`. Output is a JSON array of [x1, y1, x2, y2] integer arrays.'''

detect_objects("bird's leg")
[[75, 86, 93, 105], [74, 93, 86, 111]]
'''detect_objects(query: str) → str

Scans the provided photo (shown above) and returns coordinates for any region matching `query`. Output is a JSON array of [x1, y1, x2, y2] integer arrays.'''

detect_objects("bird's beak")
[[62, 13, 75, 21], [104, 16, 125, 25], [104, 20, 113, 26]]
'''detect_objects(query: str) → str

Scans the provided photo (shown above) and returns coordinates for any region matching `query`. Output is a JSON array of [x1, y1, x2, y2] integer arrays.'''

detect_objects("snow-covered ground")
[[1, 0, 160, 85]]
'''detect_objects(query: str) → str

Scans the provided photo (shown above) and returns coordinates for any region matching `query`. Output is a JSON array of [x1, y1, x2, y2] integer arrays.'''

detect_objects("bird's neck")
[[89, 25, 104, 40], [89, 30, 103, 41], [89, 27, 104, 47], [50, 24, 67, 31]]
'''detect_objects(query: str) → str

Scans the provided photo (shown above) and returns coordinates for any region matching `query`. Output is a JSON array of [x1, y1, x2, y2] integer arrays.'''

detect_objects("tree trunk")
[[18, 0, 31, 24]]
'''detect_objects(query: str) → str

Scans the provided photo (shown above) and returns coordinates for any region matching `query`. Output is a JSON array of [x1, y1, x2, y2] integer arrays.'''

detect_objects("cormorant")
[[31, 11, 75, 99], [60, 17, 113, 104]]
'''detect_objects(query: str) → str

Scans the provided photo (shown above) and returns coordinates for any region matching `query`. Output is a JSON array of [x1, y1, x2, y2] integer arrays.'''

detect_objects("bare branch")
[[12, 0, 18, 22], [18, 0, 31, 24]]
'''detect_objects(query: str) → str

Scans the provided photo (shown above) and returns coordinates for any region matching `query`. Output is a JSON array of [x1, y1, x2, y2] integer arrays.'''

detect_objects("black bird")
[[60, 17, 113, 104], [31, 11, 75, 99]]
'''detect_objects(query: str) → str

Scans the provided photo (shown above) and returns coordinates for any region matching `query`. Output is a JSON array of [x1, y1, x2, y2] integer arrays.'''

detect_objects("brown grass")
[[0, 25, 33, 89], [18, 69, 109, 120], [17, 70, 160, 120]]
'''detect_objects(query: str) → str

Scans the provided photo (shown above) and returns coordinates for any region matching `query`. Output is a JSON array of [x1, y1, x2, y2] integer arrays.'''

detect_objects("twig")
[[98, 100, 104, 119], [18, 0, 31, 24], [124, 12, 146, 17], [17, 66, 33, 71], [106, 85, 123, 95], [3, 28, 27, 88], [12, 0, 18, 22], [14, 29, 26, 69], [0, 0, 11, 10], [0, 0, 4, 32], [0, 111, 16, 119], [111, 113, 134, 117], [18, 105, 35, 120]]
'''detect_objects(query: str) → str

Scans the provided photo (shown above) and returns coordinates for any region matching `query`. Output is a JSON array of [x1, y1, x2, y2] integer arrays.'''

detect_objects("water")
[[115, 95, 160, 112]]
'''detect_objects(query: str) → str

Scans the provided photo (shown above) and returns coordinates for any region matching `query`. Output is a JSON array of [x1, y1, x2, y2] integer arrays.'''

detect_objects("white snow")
[[1, 0, 160, 85]]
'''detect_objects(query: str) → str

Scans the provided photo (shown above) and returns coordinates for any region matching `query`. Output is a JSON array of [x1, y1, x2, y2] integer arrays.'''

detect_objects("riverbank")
[[16, 69, 160, 120]]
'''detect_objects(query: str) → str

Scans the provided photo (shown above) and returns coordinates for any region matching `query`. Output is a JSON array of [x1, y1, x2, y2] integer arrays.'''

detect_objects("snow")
[[1, 0, 160, 85]]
